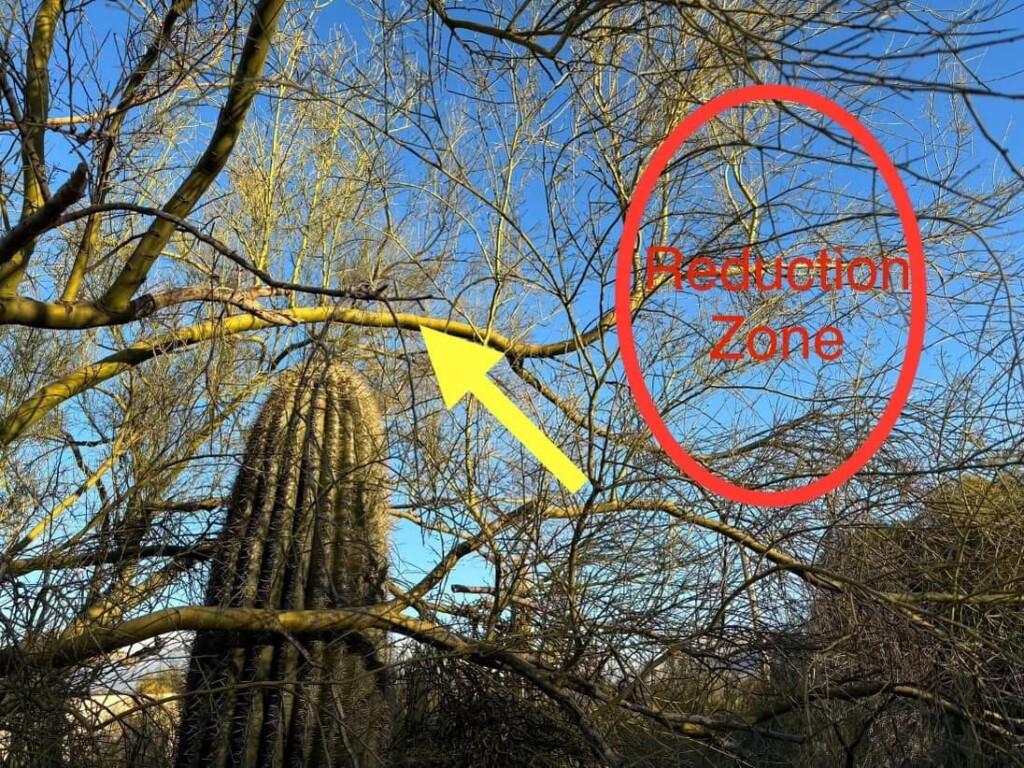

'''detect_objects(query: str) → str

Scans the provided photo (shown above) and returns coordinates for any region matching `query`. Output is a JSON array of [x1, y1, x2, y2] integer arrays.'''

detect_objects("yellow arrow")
[[421, 327, 588, 493]]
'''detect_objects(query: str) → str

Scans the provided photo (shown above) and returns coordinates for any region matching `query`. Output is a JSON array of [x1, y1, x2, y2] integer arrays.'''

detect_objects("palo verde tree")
[[0, 1, 1023, 767]]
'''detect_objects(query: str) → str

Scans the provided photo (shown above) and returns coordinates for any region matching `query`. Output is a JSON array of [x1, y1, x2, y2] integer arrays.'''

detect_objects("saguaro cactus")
[[176, 361, 391, 768]]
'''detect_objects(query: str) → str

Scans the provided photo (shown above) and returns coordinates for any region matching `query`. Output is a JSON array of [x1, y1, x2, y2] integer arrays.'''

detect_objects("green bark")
[[100, 0, 285, 310]]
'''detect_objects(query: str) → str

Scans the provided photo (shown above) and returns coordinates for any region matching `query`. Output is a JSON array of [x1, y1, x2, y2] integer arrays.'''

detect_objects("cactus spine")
[[176, 362, 390, 768]]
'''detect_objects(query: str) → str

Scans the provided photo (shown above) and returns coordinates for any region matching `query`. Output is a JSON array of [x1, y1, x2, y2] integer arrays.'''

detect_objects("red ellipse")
[[615, 83, 927, 507]]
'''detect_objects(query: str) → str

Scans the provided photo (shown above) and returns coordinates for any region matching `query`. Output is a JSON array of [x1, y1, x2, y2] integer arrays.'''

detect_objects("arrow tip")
[[421, 327, 504, 409]]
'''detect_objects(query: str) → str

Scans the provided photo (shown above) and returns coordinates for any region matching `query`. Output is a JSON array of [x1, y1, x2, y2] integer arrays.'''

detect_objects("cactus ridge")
[[176, 362, 390, 768]]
